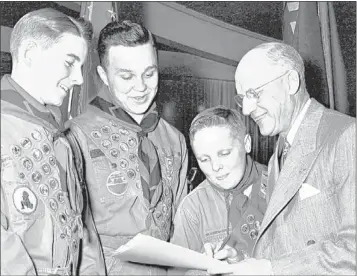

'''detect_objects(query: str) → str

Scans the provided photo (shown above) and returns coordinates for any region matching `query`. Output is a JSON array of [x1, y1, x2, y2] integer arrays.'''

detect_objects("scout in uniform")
[[1, 8, 104, 275], [170, 106, 267, 275], [68, 20, 188, 275]]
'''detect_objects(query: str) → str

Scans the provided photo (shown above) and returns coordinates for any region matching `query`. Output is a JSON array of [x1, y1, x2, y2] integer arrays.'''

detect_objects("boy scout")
[[68, 20, 188, 275], [1, 8, 104, 275], [170, 106, 267, 275]]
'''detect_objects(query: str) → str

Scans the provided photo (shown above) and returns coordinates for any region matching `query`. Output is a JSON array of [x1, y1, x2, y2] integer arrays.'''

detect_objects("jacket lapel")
[[253, 99, 324, 254]]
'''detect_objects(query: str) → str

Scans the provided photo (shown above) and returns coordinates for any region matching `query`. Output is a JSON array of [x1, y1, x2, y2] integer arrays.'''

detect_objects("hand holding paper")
[[113, 233, 230, 271]]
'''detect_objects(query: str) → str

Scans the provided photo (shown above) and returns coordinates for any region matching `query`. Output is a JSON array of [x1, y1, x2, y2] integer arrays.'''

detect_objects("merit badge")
[[32, 149, 43, 162], [101, 139, 112, 149], [127, 137, 137, 148], [249, 229, 258, 240], [254, 220, 261, 231], [101, 126, 111, 134], [127, 169, 136, 179], [106, 171, 128, 196], [49, 156, 56, 166], [49, 198, 58, 211], [119, 128, 129, 136], [10, 145, 22, 158], [110, 133, 120, 142], [22, 157, 33, 171], [59, 213, 67, 224], [42, 164, 51, 175], [20, 138, 32, 149], [13, 186, 38, 214], [91, 131, 102, 139], [49, 178, 59, 190], [31, 130, 42, 141], [119, 142, 129, 152], [39, 184, 49, 196], [241, 223, 249, 234], [110, 149, 119, 158], [31, 171, 42, 183], [128, 153, 137, 163], [119, 159, 129, 169], [57, 191, 65, 203], [42, 144, 51, 155], [247, 214, 255, 224]]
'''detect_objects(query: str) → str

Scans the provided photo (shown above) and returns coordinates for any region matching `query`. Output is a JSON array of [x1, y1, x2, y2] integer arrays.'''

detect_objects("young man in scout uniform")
[[68, 20, 188, 275], [1, 8, 105, 275]]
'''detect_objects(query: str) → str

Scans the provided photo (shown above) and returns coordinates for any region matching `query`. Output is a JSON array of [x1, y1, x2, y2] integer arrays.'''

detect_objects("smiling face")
[[235, 52, 294, 137], [98, 43, 159, 116], [30, 33, 88, 106], [192, 126, 248, 190]]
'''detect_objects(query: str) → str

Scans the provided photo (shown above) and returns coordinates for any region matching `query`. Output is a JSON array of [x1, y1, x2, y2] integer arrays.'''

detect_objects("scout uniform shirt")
[[0, 75, 98, 275], [68, 96, 188, 275], [170, 155, 267, 275]]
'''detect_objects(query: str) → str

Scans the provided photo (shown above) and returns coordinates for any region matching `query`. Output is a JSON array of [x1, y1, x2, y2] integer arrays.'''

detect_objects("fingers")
[[203, 243, 215, 258], [214, 245, 237, 261]]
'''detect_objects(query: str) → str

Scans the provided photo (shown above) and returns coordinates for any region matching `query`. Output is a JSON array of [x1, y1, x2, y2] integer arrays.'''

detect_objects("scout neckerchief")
[[90, 96, 162, 203]]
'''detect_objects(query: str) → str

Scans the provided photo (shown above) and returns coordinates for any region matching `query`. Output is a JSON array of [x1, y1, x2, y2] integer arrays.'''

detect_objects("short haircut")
[[254, 42, 305, 82], [189, 106, 246, 146], [10, 8, 93, 63], [97, 20, 156, 68]]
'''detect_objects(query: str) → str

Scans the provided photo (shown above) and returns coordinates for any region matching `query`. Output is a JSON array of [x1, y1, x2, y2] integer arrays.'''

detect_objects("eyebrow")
[[115, 65, 158, 74], [67, 53, 81, 62]]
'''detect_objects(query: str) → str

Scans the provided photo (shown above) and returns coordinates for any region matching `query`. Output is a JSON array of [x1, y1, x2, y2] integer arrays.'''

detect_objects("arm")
[[67, 122, 106, 275], [271, 123, 356, 275], [173, 134, 189, 215]]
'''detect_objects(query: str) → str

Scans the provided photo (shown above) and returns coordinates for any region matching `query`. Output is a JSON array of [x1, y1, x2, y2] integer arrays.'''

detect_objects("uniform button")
[[60, 233, 66, 239], [307, 239, 315, 246]]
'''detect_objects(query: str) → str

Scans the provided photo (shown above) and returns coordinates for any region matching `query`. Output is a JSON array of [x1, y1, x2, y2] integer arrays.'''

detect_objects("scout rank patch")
[[9, 127, 81, 256]]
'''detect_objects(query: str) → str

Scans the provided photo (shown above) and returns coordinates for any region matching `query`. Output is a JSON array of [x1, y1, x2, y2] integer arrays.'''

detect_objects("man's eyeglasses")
[[234, 71, 289, 108]]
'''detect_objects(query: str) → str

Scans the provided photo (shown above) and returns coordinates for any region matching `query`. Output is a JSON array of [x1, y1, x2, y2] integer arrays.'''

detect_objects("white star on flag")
[[107, 7, 117, 20]]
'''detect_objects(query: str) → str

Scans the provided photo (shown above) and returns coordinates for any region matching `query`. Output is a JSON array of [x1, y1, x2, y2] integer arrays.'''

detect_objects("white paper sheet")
[[113, 233, 229, 271]]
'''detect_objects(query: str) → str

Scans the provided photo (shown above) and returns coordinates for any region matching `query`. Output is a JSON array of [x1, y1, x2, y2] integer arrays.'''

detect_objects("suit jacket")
[[253, 99, 356, 275]]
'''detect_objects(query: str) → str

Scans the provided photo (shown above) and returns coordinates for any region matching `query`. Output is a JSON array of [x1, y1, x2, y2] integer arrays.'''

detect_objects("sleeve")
[[1, 164, 37, 275], [172, 134, 189, 216], [271, 123, 356, 275], [67, 122, 106, 275]]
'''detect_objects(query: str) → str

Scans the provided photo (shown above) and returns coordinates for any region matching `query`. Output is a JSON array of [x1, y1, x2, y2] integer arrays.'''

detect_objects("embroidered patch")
[[106, 171, 128, 196], [13, 186, 38, 214], [90, 149, 105, 159]]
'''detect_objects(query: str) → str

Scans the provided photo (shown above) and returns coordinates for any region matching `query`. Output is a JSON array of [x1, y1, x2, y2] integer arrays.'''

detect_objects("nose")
[[70, 67, 84, 86], [134, 77, 147, 92], [211, 160, 222, 172], [242, 98, 257, 116]]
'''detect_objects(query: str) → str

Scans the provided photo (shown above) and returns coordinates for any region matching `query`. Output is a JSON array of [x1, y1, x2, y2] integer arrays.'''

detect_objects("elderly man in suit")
[[206, 42, 356, 275]]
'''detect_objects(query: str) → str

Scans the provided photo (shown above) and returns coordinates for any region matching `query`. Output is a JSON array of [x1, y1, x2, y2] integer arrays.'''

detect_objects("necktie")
[[279, 138, 291, 170]]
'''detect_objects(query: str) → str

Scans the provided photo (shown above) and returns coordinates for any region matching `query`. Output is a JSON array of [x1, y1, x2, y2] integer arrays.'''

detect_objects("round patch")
[[31, 130, 42, 141], [111, 163, 117, 169], [110, 133, 120, 142], [101, 139, 112, 149], [22, 157, 33, 171], [42, 164, 51, 175], [59, 212, 67, 224], [32, 149, 43, 162], [119, 128, 129, 136], [127, 137, 137, 148], [91, 131, 102, 139], [127, 169, 136, 179], [39, 184, 49, 196], [31, 171, 42, 183], [10, 145, 22, 158], [106, 171, 128, 196], [247, 214, 255, 224], [101, 126, 111, 134], [18, 172, 26, 180], [128, 153, 137, 163], [20, 138, 32, 149], [49, 178, 59, 190], [110, 149, 119, 158], [49, 198, 58, 211], [13, 186, 37, 214], [241, 223, 249, 234], [49, 156, 56, 166], [57, 191, 65, 203], [254, 220, 261, 231], [119, 142, 129, 152], [119, 159, 129, 169], [249, 229, 258, 240], [42, 144, 51, 155]]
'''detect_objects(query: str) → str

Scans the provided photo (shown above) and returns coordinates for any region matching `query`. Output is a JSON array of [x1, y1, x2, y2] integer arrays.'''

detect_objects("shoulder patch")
[[12, 186, 38, 214]]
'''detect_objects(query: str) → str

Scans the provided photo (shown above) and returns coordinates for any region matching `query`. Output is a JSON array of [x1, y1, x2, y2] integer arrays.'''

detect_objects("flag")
[[283, 2, 348, 113], [69, 1, 118, 118]]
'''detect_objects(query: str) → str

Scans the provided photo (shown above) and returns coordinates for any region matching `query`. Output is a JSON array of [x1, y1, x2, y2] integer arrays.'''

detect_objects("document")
[[113, 233, 229, 271]]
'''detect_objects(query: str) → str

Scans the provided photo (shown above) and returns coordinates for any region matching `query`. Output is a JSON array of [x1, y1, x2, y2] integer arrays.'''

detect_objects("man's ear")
[[22, 40, 39, 66], [287, 70, 300, 96], [244, 134, 252, 153], [97, 65, 109, 86]]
